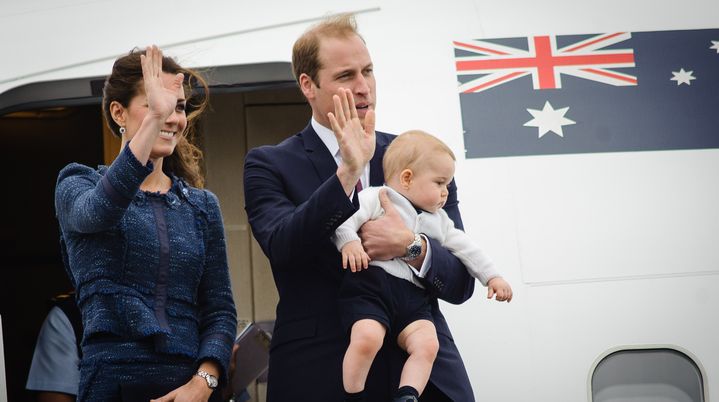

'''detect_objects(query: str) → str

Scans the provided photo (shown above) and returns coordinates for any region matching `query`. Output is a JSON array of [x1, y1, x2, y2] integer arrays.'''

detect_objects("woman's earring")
[[119, 126, 126, 135]]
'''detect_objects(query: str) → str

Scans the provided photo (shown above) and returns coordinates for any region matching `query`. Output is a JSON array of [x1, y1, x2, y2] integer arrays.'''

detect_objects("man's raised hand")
[[328, 88, 375, 195]]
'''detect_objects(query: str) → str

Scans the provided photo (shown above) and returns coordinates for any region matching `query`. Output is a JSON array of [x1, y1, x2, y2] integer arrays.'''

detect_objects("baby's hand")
[[487, 277, 513, 302], [341, 240, 370, 272]]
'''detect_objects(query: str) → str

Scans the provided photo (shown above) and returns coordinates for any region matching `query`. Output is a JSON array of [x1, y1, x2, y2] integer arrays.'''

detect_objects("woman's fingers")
[[143, 45, 163, 80], [140, 54, 149, 78], [151, 45, 161, 77], [142, 45, 158, 83], [147, 45, 156, 78], [147, 45, 154, 76], [172, 73, 184, 92]]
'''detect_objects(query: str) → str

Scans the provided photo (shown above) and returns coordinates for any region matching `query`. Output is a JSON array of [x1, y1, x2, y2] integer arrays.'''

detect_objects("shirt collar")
[[311, 117, 370, 189], [311, 117, 340, 158]]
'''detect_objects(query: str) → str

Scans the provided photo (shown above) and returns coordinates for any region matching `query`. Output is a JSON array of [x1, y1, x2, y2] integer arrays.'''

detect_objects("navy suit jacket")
[[244, 123, 475, 401]]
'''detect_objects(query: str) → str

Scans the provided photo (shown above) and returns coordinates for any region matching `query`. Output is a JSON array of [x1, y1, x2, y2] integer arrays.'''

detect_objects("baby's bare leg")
[[396, 319, 439, 396], [343, 319, 386, 392]]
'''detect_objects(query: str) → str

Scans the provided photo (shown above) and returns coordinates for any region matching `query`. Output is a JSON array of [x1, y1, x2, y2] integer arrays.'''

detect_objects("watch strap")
[[195, 369, 218, 389]]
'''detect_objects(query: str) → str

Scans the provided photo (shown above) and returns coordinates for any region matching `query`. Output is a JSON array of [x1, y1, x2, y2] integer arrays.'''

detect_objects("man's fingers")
[[487, 287, 495, 299], [363, 109, 376, 136], [347, 88, 358, 119], [328, 113, 342, 140], [378, 188, 398, 215], [339, 90, 349, 123], [342, 253, 348, 270], [341, 88, 352, 121], [333, 94, 346, 125]]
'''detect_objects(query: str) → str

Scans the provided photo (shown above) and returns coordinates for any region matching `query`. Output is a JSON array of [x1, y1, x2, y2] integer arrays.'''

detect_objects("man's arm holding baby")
[[359, 187, 475, 304]]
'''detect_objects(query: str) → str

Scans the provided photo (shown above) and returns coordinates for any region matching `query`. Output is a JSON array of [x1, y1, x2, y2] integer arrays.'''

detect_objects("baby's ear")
[[399, 169, 413, 188]]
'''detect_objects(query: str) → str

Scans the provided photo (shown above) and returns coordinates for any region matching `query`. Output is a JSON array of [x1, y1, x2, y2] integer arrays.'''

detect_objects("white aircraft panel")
[[507, 150, 719, 284]]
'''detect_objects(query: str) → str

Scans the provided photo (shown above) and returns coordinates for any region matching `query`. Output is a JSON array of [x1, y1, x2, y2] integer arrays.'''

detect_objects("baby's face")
[[403, 151, 455, 213]]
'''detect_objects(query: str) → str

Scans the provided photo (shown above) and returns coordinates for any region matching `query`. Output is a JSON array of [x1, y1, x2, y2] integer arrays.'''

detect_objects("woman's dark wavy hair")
[[101, 49, 209, 188]]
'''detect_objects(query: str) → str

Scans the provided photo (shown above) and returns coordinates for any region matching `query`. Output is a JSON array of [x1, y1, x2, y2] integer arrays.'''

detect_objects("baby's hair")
[[382, 130, 456, 183]]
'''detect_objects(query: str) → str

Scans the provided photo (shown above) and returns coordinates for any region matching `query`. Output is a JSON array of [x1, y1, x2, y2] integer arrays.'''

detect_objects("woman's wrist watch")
[[400, 233, 423, 261], [196, 370, 219, 389]]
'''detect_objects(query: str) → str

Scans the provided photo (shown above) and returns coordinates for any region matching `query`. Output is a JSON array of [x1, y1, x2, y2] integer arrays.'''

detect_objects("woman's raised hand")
[[140, 45, 184, 122]]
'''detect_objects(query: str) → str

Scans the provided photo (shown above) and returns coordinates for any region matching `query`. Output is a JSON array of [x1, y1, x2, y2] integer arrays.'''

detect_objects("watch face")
[[403, 234, 422, 260], [198, 371, 218, 389], [408, 244, 422, 259]]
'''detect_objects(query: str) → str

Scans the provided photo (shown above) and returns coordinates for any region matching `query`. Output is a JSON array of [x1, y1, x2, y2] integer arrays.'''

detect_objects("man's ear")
[[400, 169, 413, 189], [298, 73, 316, 100], [109, 101, 126, 128]]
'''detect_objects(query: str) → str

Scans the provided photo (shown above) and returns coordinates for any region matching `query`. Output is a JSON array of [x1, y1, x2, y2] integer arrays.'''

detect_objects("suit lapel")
[[369, 133, 392, 186], [301, 124, 338, 183], [302, 123, 393, 187]]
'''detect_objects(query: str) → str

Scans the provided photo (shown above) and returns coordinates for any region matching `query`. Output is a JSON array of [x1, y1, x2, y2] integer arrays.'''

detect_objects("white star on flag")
[[670, 68, 696, 85], [524, 101, 576, 138], [711, 40, 719, 53]]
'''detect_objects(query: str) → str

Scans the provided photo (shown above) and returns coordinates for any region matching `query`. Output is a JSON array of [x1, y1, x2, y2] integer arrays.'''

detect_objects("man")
[[26, 294, 81, 402], [243, 14, 475, 401]]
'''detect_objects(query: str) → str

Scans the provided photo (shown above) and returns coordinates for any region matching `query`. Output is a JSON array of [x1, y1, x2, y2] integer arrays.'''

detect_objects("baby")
[[334, 130, 513, 402]]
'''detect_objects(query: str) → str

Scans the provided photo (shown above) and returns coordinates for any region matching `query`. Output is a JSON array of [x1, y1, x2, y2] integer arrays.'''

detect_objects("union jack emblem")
[[454, 33, 637, 93]]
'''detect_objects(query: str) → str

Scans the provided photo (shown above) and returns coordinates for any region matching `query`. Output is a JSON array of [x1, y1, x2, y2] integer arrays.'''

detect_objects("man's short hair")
[[383, 130, 456, 183], [292, 13, 361, 88]]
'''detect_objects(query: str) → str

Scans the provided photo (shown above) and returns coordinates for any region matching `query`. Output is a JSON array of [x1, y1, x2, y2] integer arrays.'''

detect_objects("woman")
[[55, 46, 236, 402]]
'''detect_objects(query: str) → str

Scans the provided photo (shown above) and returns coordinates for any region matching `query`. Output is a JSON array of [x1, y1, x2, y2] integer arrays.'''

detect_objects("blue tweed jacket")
[[55, 144, 237, 380]]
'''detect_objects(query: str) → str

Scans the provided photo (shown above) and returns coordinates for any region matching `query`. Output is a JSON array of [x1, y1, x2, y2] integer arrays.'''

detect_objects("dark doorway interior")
[[0, 104, 103, 401]]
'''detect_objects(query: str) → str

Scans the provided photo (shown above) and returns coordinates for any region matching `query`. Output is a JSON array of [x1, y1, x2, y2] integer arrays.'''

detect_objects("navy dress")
[[55, 145, 237, 401]]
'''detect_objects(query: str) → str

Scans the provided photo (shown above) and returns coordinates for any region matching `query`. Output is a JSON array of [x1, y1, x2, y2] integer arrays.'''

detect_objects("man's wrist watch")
[[195, 370, 218, 389], [400, 233, 423, 261]]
